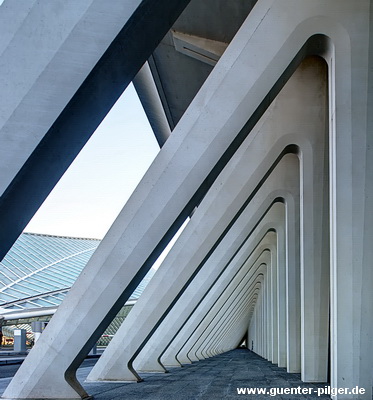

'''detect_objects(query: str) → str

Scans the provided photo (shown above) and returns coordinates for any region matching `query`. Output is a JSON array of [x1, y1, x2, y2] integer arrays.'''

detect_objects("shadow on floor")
[[80, 349, 331, 400]]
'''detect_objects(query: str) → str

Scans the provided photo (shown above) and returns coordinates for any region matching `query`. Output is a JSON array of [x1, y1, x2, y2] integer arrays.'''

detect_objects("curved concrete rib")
[[89, 54, 328, 383], [156, 194, 286, 366], [176, 238, 275, 363], [134, 205, 282, 372], [212, 279, 265, 356], [4, 2, 373, 399], [171, 232, 279, 366], [87, 138, 300, 383], [191, 259, 270, 360], [159, 208, 285, 369]]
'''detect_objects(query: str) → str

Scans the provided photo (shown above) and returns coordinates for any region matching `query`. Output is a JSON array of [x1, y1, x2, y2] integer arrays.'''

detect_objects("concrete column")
[[265, 262, 273, 361], [88, 153, 298, 382], [134, 205, 281, 373], [258, 287, 264, 358], [328, 4, 373, 399], [270, 226, 279, 365], [299, 59, 329, 382], [276, 205, 287, 368], [160, 217, 282, 369], [31, 321, 47, 344], [13, 329, 27, 353], [286, 179, 301, 374], [194, 265, 268, 360], [255, 298, 259, 354], [265, 278, 269, 360], [252, 306, 258, 352], [186, 264, 267, 362]]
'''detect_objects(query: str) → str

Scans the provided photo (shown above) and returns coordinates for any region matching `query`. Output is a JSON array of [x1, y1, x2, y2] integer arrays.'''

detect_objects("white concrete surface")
[[2, 1, 373, 399]]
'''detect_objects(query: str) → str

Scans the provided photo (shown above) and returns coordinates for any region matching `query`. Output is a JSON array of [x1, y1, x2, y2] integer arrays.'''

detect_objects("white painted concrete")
[[87, 143, 299, 382], [0, 0, 144, 197], [133, 205, 281, 373], [3, 1, 373, 399], [161, 209, 284, 368]]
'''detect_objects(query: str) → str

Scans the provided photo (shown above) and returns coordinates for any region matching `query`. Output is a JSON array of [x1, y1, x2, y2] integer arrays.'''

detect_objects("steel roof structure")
[[0, 233, 153, 316]]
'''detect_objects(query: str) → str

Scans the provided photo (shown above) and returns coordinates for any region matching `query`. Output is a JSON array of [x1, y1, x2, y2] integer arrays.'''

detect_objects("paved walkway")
[[78, 349, 331, 400]]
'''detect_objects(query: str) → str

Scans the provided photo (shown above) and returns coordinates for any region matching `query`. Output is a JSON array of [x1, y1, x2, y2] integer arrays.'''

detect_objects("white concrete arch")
[[133, 204, 283, 374], [3, 2, 372, 399], [172, 235, 279, 366], [90, 54, 328, 383], [193, 263, 269, 360], [187, 263, 267, 360], [215, 286, 263, 355], [209, 287, 262, 356], [87, 150, 300, 382], [158, 208, 285, 370]]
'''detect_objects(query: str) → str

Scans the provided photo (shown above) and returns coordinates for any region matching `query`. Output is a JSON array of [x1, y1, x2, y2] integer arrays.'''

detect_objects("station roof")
[[0, 232, 154, 313]]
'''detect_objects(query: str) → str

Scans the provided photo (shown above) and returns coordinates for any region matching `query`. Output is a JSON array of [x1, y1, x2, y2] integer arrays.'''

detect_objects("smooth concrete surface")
[[88, 150, 300, 382], [2, 1, 373, 400], [191, 261, 269, 361], [0, 0, 192, 261], [134, 209, 279, 372], [135, 205, 282, 373], [161, 213, 284, 369], [173, 237, 274, 366], [89, 53, 326, 384]]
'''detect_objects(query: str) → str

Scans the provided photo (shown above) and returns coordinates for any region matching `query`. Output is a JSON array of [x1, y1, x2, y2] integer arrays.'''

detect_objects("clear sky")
[[25, 84, 160, 240]]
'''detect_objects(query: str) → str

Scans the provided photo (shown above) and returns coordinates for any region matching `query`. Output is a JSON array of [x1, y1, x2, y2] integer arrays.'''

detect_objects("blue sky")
[[25, 84, 160, 239]]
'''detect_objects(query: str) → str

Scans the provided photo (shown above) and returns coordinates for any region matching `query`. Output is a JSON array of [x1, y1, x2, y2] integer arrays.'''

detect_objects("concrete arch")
[[133, 205, 283, 373], [170, 234, 278, 367], [88, 54, 327, 384], [3, 2, 372, 399], [191, 263, 269, 360], [158, 215, 284, 369], [87, 148, 300, 383]]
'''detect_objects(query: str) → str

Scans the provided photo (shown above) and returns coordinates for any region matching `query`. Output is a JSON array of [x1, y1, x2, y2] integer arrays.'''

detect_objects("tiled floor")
[[78, 349, 331, 400]]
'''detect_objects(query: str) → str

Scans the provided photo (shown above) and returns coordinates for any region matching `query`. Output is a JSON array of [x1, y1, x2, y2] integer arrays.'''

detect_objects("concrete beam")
[[160, 209, 284, 369], [134, 203, 282, 371], [87, 149, 300, 382], [90, 52, 328, 382], [4, 2, 372, 399], [0, 0, 191, 261]]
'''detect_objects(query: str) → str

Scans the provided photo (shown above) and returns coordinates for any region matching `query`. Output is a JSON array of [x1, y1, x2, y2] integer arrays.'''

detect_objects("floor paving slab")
[[0, 349, 339, 399], [76, 349, 331, 399]]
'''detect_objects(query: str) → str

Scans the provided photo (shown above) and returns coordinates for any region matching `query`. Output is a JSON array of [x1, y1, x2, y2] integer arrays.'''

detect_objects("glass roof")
[[0, 232, 154, 311]]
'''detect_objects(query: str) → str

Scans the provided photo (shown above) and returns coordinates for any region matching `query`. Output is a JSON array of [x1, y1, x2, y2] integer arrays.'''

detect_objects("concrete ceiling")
[[136, 0, 258, 137]]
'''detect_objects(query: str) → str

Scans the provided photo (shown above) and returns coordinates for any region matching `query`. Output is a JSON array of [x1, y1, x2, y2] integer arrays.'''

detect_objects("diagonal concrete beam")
[[86, 146, 300, 383], [193, 260, 269, 360], [133, 205, 282, 373], [0, 0, 191, 261], [4, 1, 373, 399], [89, 53, 328, 382]]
